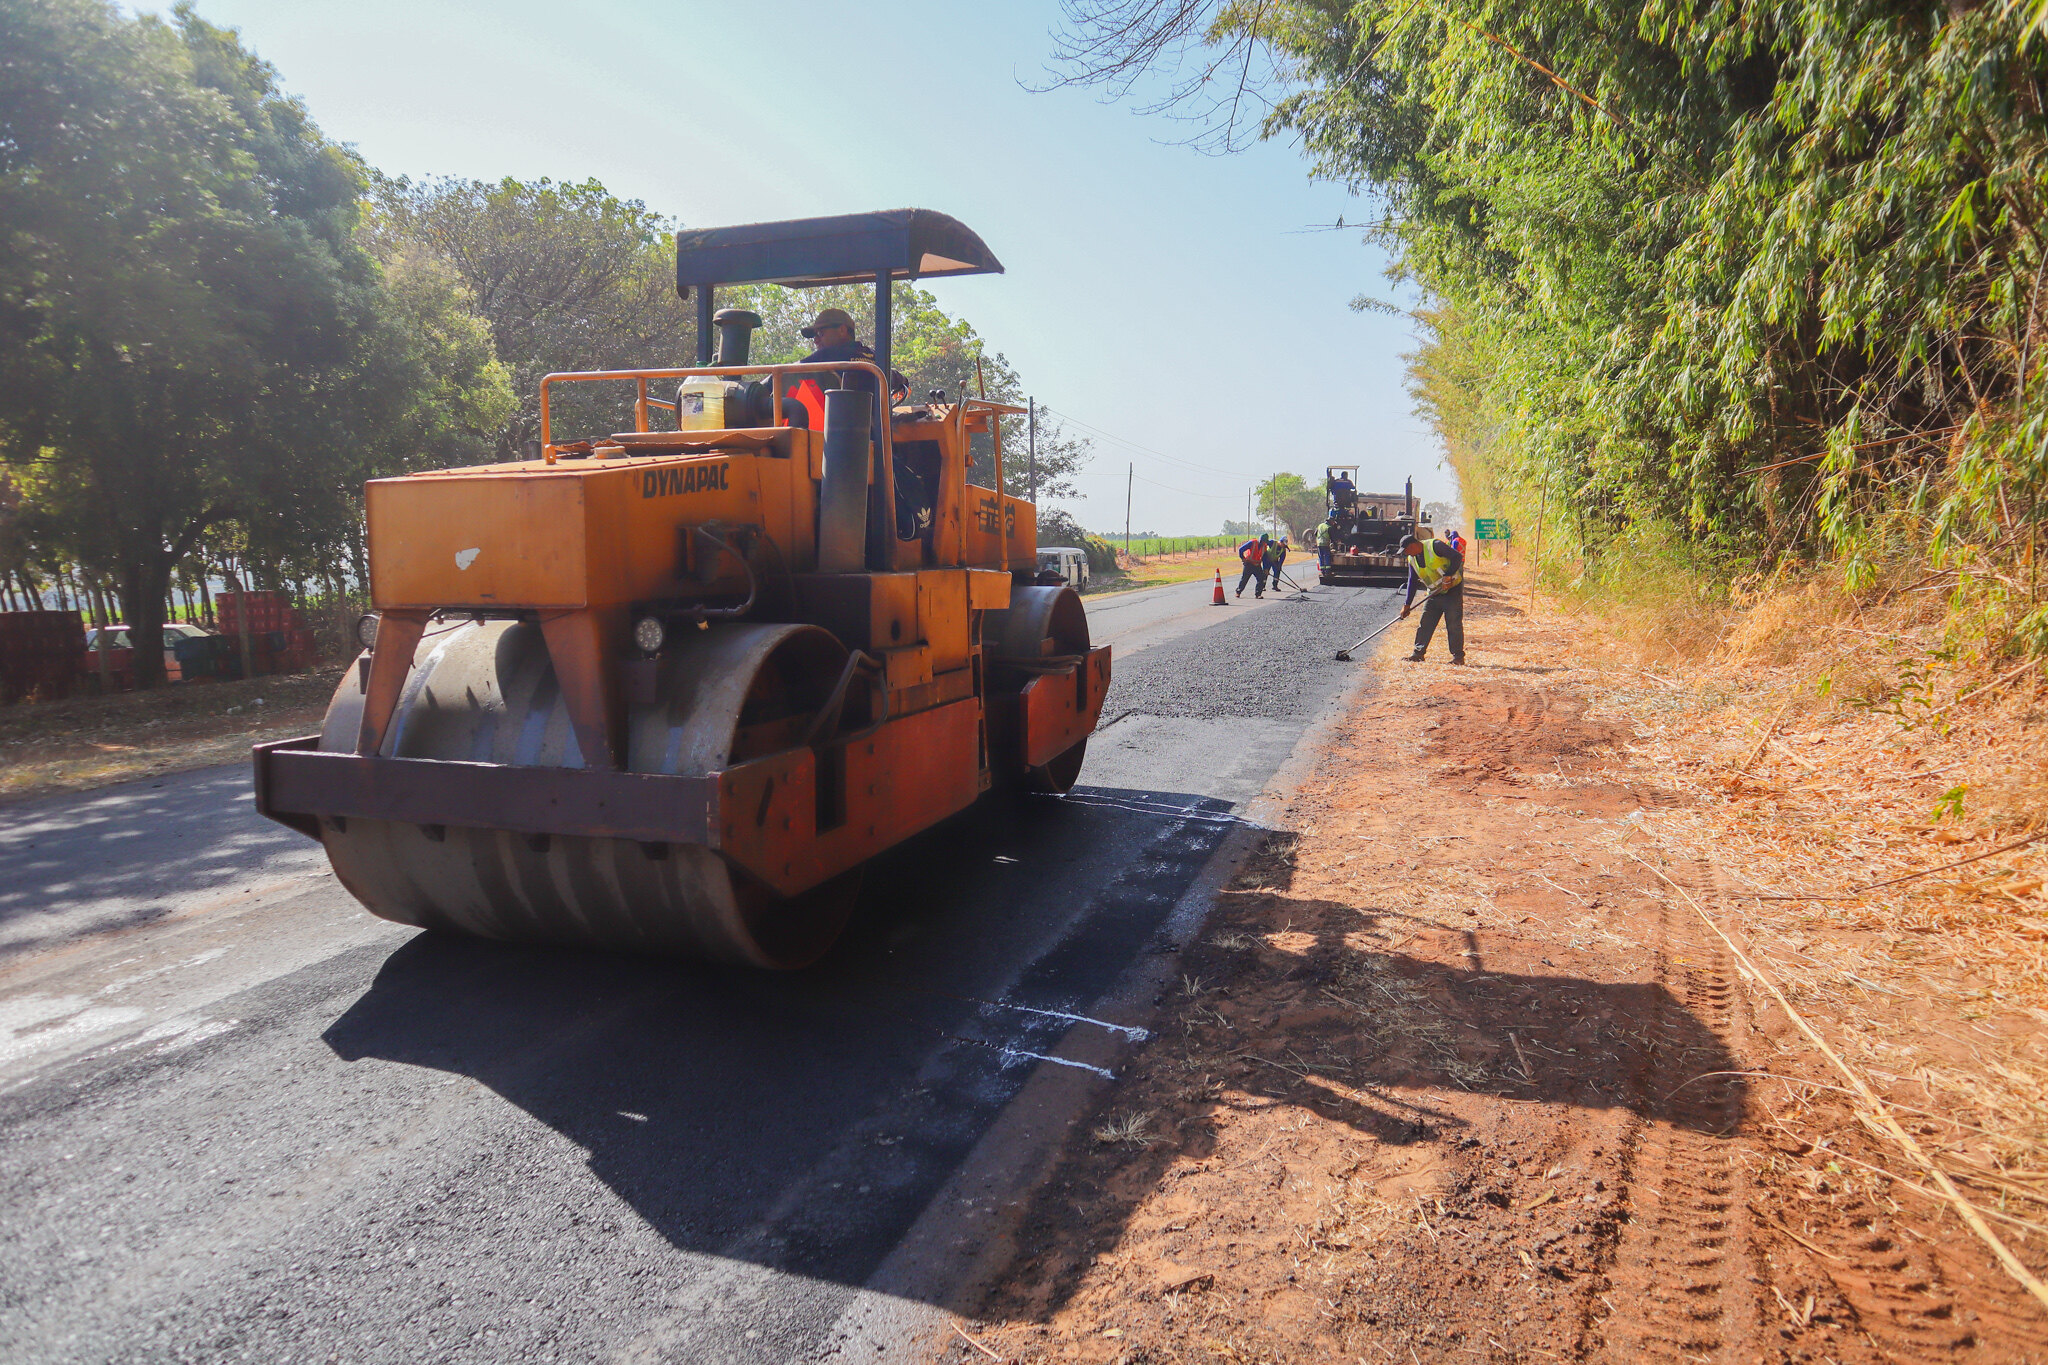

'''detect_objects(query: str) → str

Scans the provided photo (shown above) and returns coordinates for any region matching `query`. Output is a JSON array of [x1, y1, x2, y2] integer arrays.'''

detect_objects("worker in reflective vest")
[[1315, 515, 1334, 569], [1236, 535, 1269, 599], [1399, 533, 1466, 664]]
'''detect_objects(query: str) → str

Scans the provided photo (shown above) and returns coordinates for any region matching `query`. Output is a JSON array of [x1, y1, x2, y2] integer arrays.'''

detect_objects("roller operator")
[[788, 307, 925, 536]]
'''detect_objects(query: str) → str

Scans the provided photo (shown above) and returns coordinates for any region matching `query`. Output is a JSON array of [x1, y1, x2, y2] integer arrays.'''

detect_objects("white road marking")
[[0, 994, 146, 1072], [999, 1046, 1115, 1080]]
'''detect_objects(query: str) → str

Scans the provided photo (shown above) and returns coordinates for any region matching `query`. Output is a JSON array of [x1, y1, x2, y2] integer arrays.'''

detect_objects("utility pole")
[[1245, 487, 1252, 538], [1124, 462, 1133, 562], [1027, 398, 1037, 504]]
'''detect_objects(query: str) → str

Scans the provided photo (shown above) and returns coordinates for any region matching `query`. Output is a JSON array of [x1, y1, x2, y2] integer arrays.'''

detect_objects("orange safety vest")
[[788, 378, 827, 431]]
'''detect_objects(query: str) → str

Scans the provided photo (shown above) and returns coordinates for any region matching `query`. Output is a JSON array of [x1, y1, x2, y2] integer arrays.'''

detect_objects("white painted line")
[[999, 1046, 1115, 1080], [975, 998, 1150, 1042]]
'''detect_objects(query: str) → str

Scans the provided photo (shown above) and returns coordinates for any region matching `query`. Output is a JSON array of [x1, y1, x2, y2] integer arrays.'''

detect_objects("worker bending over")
[[1235, 534, 1270, 599], [1399, 531, 1465, 664]]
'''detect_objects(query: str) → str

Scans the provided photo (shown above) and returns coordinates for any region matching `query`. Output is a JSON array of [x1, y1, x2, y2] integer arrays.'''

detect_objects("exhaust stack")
[[712, 308, 762, 366], [817, 388, 872, 574]]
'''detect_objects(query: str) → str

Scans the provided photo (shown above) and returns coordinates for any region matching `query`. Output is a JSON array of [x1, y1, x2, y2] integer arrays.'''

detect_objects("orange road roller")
[[253, 210, 1108, 968]]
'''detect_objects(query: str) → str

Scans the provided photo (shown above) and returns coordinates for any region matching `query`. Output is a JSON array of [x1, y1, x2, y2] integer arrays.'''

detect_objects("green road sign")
[[1475, 518, 1509, 540]]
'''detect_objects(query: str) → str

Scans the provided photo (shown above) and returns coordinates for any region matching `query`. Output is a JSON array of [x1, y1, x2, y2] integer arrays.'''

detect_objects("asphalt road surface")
[[0, 577, 1401, 1365]]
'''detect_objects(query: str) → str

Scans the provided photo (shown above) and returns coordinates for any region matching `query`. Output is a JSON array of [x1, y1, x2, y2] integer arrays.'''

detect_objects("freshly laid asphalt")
[[0, 576, 1399, 1365]]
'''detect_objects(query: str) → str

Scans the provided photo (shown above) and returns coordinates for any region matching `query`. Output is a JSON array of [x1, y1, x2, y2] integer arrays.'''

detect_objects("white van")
[[1037, 546, 1090, 589]]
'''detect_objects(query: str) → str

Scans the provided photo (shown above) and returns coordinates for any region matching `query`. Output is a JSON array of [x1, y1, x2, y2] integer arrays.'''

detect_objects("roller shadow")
[[321, 783, 1236, 1294], [980, 862, 1748, 1323]]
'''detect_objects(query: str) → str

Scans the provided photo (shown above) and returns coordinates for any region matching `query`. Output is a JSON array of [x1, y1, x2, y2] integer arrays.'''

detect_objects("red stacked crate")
[[216, 592, 320, 676], [1, 609, 85, 703]]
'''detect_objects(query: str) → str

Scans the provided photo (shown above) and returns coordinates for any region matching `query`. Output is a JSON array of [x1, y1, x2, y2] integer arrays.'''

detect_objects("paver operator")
[[1399, 531, 1466, 664], [1236, 534, 1270, 599]]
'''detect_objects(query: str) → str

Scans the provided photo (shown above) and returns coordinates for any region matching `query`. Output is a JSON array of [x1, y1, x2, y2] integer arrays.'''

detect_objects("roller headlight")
[[355, 613, 380, 650], [633, 615, 667, 655]]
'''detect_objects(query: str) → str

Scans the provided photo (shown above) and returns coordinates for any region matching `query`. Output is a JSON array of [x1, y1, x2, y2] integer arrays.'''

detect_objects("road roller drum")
[[313, 620, 861, 967]]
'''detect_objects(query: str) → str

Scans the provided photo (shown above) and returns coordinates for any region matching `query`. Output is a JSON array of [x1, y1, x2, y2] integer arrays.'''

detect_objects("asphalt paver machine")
[[253, 210, 1108, 968], [1318, 469, 1424, 587]]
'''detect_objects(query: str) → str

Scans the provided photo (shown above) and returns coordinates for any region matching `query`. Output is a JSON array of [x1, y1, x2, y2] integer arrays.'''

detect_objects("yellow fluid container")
[[677, 376, 726, 431]]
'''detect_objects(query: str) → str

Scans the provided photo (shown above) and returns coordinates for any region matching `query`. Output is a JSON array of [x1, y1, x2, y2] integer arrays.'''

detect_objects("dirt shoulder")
[[941, 565, 2048, 1364], [0, 670, 338, 802]]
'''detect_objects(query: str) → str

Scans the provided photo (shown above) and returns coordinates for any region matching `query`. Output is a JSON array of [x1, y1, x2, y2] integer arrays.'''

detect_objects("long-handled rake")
[[1333, 610, 1406, 661]]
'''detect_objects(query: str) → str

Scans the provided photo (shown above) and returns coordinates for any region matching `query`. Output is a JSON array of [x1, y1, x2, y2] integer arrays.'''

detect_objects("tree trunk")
[[90, 579, 112, 694], [122, 556, 173, 689], [347, 520, 369, 600], [199, 571, 213, 629], [224, 561, 255, 682]]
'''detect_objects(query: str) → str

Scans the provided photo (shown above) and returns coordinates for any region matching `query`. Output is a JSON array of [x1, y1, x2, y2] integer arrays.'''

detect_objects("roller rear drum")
[[986, 585, 1093, 794]]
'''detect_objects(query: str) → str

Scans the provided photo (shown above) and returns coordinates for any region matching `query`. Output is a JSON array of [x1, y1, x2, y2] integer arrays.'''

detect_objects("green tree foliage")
[[0, 0, 509, 682], [1257, 472, 1326, 538], [365, 174, 687, 456], [1052, 0, 2048, 649]]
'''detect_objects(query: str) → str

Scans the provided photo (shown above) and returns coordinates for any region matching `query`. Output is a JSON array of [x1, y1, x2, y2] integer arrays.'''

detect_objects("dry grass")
[[1090, 1111, 1158, 1147], [1497, 555, 2048, 1261], [0, 669, 338, 800]]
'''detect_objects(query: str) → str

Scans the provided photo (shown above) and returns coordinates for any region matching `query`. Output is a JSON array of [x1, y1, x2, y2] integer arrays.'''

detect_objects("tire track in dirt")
[[1695, 864, 2048, 1362], [1589, 865, 1760, 1362]]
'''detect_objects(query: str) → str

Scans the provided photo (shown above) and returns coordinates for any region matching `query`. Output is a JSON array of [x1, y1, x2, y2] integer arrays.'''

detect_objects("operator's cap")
[[801, 307, 856, 339]]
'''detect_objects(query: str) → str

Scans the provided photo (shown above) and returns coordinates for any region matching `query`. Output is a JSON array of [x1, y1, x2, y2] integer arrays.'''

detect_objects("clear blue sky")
[[142, 0, 1451, 534]]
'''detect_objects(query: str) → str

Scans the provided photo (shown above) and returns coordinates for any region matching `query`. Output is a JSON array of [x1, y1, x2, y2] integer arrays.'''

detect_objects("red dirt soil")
[[938, 573, 2047, 1365]]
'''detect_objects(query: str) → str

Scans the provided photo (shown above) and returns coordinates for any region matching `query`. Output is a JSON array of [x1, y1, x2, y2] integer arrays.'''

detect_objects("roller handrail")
[[538, 361, 897, 551]]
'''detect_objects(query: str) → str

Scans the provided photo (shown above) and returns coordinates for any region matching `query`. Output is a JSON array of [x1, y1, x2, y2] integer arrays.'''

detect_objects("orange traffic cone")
[[1211, 569, 1227, 605]]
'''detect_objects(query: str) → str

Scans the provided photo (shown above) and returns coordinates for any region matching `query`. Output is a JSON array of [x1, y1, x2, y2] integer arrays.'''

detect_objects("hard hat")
[[801, 307, 856, 339]]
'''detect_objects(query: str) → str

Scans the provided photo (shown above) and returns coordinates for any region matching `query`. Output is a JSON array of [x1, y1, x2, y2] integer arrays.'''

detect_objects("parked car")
[[83, 623, 213, 682], [1037, 546, 1091, 589]]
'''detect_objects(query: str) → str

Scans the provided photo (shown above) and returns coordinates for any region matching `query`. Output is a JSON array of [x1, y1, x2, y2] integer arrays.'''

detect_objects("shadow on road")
[[0, 765, 307, 958], [321, 785, 1234, 1294]]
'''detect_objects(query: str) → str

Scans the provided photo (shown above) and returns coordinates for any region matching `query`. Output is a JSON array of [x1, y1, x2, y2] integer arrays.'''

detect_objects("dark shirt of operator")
[[801, 339, 908, 403]]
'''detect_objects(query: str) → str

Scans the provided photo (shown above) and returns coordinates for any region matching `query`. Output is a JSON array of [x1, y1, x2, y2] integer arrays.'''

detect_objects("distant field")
[[1092, 535, 1239, 557]]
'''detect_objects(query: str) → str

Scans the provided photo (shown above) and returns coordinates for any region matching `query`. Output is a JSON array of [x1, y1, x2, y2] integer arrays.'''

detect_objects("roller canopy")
[[675, 209, 1002, 296]]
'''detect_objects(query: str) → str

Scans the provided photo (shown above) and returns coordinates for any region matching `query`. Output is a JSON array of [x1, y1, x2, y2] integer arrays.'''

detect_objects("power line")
[[1038, 405, 1249, 480], [1075, 470, 1238, 499]]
